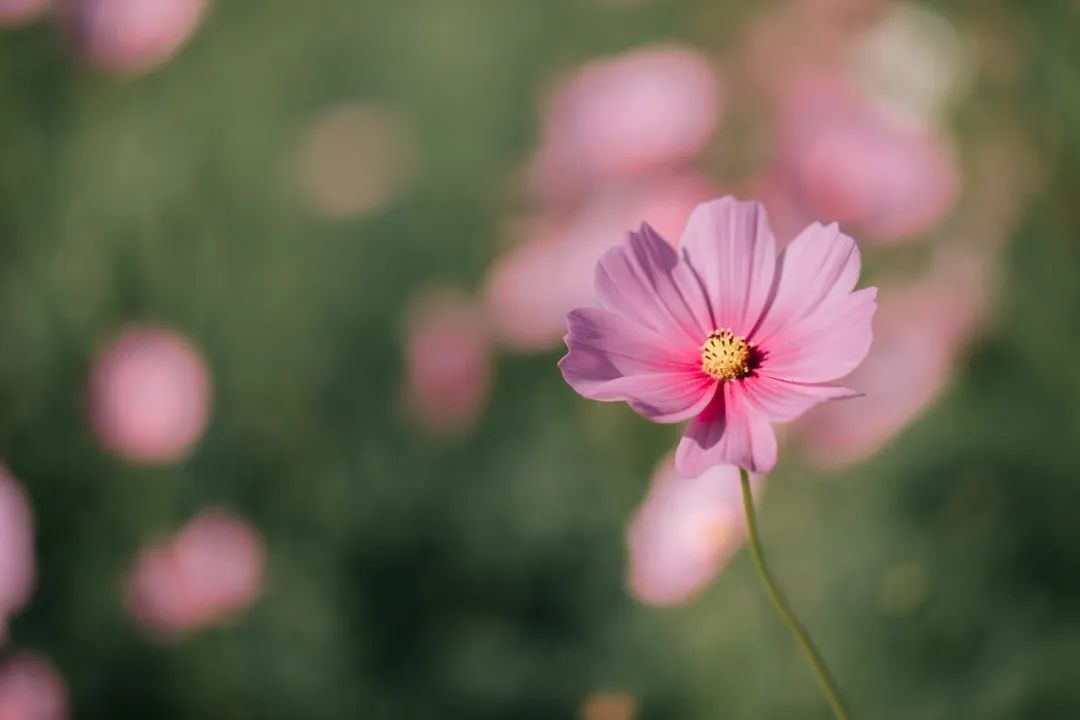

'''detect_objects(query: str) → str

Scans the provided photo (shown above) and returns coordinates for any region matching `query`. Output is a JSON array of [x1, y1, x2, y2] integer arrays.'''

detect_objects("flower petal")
[[595, 223, 714, 346], [675, 382, 778, 475], [751, 222, 861, 344], [741, 374, 859, 423], [760, 287, 877, 384], [560, 307, 717, 422], [679, 197, 777, 336]]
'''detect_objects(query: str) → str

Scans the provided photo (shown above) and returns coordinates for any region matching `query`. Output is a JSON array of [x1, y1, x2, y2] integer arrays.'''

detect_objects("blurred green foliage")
[[1, 1, 1079, 718]]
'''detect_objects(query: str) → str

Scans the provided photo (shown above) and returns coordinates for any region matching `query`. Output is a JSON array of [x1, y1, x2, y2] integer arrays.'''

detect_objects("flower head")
[[559, 197, 876, 475]]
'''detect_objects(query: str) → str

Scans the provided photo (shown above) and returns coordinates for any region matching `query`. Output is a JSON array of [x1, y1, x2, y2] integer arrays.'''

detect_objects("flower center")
[[700, 329, 752, 381]]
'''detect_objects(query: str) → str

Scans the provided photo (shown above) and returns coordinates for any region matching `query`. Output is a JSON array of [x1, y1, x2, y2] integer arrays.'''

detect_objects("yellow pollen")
[[701, 329, 752, 381]]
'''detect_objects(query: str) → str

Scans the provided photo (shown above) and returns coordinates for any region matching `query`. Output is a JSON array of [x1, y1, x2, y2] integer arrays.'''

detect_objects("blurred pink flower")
[[798, 249, 992, 467], [0, 468, 35, 645], [763, 70, 959, 244], [485, 172, 714, 351], [0, 654, 68, 720], [126, 509, 265, 637], [402, 289, 493, 437], [529, 44, 721, 206], [559, 197, 876, 475], [628, 455, 763, 605], [0, 0, 49, 26], [61, 0, 208, 76], [87, 324, 212, 464]]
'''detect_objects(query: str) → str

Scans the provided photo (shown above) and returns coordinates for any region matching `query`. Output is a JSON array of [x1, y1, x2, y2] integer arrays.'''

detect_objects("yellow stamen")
[[701, 329, 752, 381]]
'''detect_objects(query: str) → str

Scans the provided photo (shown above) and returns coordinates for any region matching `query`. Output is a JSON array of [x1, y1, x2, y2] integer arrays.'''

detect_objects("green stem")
[[739, 468, 851, 720]]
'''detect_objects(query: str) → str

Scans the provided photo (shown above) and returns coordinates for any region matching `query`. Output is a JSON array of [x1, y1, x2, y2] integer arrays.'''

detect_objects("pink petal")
[[751, 222, 861, 344], [627, 455, 763, 606], [560, 308, 716, 423], [760, 287, 877, 384], [595, 223, 714, 347], [741, 374, 859, 422], [675, 382, 778, 475], [678, 198, 777, 336]]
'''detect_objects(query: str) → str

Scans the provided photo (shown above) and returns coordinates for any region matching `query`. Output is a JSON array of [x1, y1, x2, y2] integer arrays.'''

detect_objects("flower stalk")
[[739, 468, 851, 720]]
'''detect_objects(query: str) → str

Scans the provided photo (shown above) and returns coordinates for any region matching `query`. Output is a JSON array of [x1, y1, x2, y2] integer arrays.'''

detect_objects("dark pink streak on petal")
[[760, 287, 877, 384], [675, 382, 778, 475], [560, 308, 716, 423], [741, 374, 859, 422]]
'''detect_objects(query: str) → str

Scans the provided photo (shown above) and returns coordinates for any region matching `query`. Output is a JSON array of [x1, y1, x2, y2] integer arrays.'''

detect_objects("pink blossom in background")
[[0, 468, 35, 645], [529, 45, 721, 206], [763, 70, 959, 244], [485, 172, 714, 351], [87, 324, 212, 464], [628, 456, 762, 605], [0, 0, 49, 26], [61, 0, 208, 76], [559, 197, 876, 475], [403, 289, 493, 437], [853, 2, 972, 127], [798, 248, 993, 467], [126, 509, 265, 637], [0, 654, 68, 720]]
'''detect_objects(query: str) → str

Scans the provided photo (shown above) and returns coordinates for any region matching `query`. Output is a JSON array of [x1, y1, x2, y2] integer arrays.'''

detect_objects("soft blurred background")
[[0, 0, 1076, 718]]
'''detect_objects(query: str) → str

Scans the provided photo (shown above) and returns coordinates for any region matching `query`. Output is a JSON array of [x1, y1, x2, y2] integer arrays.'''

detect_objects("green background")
[[2, 1, 1079, 718]]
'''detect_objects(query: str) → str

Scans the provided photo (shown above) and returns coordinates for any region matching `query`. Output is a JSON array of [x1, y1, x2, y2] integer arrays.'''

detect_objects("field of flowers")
[[1, 1, 1078, 718]]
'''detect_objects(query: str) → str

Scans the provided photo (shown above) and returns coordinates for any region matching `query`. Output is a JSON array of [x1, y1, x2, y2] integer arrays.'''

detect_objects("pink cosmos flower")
[[0, 654, 68, 720], [0, 0, 49, 26], [87, 324, 212, 464], [559, 197, 876, 475], [627, 454, 763, 605], [61, 0, 208, 76], [402, 289, 493, 437], [0, 468, 35, 644], [126, 508, 264, 637]]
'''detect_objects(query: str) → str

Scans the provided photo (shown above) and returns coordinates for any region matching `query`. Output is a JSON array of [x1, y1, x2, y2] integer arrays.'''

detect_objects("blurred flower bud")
[[61, 0, 208, 76], [529, 44, 721, 206], [87, 324, 212, 464], [0, 653, 68, 720], [402, 289, 493, 437], [126, 509, 264, 637]]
